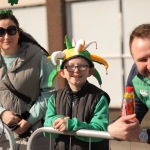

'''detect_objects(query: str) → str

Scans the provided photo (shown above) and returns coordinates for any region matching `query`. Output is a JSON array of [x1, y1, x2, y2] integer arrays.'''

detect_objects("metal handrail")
[[0, 122, 17, 150], [27, 127, 114, 150]]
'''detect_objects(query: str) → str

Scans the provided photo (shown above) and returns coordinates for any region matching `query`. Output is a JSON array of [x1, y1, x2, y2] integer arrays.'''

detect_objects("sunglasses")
[[0, 25, 18, 37]]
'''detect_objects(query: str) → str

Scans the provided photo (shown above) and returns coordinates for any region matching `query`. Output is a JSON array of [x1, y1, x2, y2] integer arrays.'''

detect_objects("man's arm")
[[108, 63, 150, 142], [108, 64, 141, 141]]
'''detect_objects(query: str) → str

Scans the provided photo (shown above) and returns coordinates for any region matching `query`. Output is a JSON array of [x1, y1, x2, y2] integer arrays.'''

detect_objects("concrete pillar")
[[46, 0, 66, 88]]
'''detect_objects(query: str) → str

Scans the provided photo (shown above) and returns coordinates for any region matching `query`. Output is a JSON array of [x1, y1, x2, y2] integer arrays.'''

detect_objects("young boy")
[[44, 36, 110, 150]]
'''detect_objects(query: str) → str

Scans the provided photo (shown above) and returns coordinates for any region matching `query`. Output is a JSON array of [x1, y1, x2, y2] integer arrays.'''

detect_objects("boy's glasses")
[[0, 25, 18, 37], [64, 65, 89, 72]]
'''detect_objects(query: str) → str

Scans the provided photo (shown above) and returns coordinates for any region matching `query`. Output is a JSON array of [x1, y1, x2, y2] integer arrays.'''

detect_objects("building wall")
[[0, 0, 46, 8], [65, 0, 150, 108], [66, 0, 124, 108]]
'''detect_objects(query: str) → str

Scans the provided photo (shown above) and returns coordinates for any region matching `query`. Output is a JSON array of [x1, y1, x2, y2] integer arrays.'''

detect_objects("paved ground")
[[109, 108, 150, 150]]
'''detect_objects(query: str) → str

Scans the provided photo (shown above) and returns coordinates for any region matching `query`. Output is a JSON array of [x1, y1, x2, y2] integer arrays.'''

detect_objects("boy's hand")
[[53, 117, 69, 132]]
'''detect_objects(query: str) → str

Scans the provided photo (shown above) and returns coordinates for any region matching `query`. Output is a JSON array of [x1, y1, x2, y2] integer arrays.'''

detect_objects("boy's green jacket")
[[44, 82, 109, 142]]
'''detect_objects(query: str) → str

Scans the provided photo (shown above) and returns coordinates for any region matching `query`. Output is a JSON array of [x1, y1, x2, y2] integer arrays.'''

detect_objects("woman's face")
[[0, 19, 19, 56]]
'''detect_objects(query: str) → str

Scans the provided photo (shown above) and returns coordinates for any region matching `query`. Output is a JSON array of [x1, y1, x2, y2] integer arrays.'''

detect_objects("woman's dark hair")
[[0, 11, 49, 56]]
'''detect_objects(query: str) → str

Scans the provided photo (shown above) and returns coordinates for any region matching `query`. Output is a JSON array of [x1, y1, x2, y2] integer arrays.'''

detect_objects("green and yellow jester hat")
[[48, 35, 108, 87]]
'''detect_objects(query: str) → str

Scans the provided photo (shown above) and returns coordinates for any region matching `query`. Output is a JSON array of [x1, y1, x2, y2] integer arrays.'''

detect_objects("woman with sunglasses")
[[0, 9, 55, 150]]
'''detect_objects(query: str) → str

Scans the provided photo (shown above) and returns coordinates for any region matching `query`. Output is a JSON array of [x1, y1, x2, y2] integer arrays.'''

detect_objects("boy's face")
[[59, 57, 94, 91], [131, 37, 150, 79]]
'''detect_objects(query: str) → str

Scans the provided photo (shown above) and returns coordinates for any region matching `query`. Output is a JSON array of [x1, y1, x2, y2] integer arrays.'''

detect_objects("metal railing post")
[[27, 127, 114, 150], [0, 122, 17, 150]]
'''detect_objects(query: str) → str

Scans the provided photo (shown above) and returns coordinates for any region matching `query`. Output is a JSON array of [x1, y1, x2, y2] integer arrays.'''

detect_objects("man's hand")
[[108, 114, 141, 142]]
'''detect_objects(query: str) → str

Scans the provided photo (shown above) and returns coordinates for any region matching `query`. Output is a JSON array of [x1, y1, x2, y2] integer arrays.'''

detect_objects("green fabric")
[[133, 75, 150, 108], [65, 35, 73, 49], [44, 94, 108, 142], [78, 50, 91, 60], [94, 69, 102, 85], [8, 0, 19, 6], [0, 9, 13, 15], [48, 65, 60, 87]]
